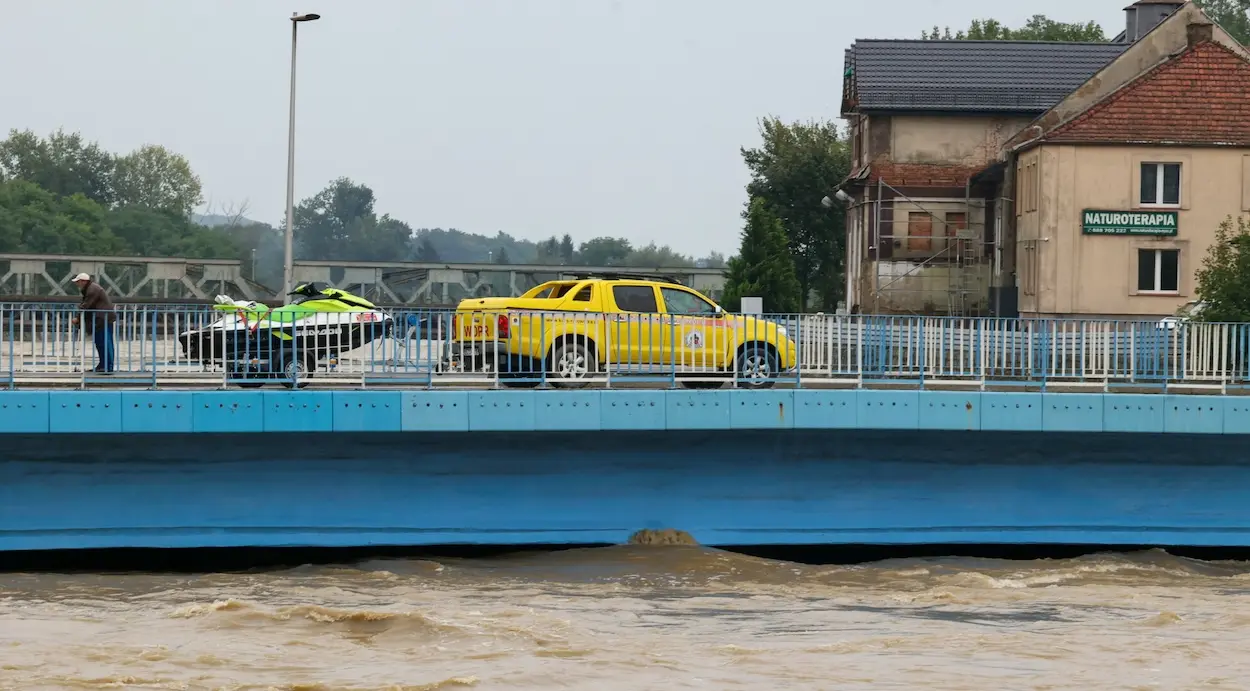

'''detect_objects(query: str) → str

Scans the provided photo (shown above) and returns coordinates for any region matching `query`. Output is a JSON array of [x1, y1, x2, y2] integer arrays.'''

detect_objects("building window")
[[1140, 163, 1181, 206], [1137, 249, 1180, 293], [907, 211, 933, 252], [945, 211, 968, 257], [1016, 160, 1039, 214]]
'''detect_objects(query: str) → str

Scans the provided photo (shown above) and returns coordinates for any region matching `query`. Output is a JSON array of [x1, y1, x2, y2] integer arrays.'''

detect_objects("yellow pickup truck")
[[444, 274, 797, 389]]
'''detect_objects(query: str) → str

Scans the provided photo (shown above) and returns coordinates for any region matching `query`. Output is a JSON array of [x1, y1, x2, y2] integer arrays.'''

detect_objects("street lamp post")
[[283, 12, 321, 299]]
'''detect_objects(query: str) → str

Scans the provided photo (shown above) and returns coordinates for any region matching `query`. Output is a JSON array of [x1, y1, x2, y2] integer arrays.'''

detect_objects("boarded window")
[[907, 212, 933, 252], [945, 212, 967, 237]]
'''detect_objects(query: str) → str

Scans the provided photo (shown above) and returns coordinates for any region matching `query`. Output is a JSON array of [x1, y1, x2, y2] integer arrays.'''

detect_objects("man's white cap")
[[72, 273, 91, 282]]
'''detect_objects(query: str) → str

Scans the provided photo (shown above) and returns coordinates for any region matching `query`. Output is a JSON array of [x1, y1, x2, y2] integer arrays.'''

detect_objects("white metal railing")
[[1, 304, 1247, 390]]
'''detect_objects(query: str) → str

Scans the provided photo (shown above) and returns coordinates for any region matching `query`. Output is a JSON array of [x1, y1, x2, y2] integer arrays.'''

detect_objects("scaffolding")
[[865, 177, 993, 317]]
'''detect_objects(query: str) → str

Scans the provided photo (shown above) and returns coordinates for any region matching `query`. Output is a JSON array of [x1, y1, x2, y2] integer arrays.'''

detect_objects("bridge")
[[0, 253, 727, 306], [3, 307, 1250, 552]]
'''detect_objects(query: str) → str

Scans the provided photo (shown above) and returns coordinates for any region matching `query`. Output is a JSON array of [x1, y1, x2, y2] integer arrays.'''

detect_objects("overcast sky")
[[1, 0, 1126, 256]]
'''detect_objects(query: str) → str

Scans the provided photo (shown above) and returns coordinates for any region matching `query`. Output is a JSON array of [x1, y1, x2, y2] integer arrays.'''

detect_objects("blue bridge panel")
[[0, 392, 50, 433], [1104, 395, 1166, 433], [793, 390, 857, 429], [1164, 395, 1225, 435], [402, 391, 469, 432], [192, 392, 265, 433], [535, 391, 601, 431], [264, 392, 334, 432], [1041, 393, 1105, 433], [981, 392, 1043, 432], [857, 390, 920, 429], [468, 391, 536, 431], [4, 430, 1250, 550], [122, 392, 194, 434], [730, 390, 795, 430], [1225, 399, 1250, 435], [48, 392, 122, 434], [599, 391, 667, 430], [333, 391, 403, 432], [917, 391, 980, 431], [666, 390, 731, 430]]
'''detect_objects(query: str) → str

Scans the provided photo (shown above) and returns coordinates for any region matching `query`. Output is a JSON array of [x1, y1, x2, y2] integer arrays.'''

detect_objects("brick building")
[[835, 0, 1225, 317], [983, 2, 1250, 318]]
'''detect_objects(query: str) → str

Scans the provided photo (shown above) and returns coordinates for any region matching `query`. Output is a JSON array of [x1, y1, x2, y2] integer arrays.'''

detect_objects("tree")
[[1196, 0, 1250, 44], [293, 178, 411, 262], [534, 236, 562, 263], [577, 237, 633, 266], [740, 117, 849, 311], [1195, 215, 1250, 322], [700, 251, 727, 269], [414, 236, 441, 262], [113, 144, 203, 217], [721, 198, 801, 314], [494, 246, 510, 264], [0, 129, 117, 206], [559, 234, 576, 264], [0, 179, 123, 255], [923, 15, 1106, 41]]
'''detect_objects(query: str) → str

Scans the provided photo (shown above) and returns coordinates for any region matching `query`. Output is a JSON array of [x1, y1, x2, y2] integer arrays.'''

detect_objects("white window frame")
[[1138, 248, 1180, 294], [1140, 162, 1181, 207]]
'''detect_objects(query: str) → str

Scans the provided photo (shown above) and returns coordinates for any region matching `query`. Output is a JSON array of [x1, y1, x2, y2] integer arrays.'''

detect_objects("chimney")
[[1187, 21, 1214, 46], [1124, 0, 1186, 42]]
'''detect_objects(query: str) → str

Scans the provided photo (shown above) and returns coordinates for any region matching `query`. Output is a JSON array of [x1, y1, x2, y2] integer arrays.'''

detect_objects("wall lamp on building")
[[820, 190, 852, 208]]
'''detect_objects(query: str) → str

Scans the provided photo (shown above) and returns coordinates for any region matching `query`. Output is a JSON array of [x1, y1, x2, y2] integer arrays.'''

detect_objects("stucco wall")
[[1022, 144, 1250, 317], [890, 115, 1034, 166]]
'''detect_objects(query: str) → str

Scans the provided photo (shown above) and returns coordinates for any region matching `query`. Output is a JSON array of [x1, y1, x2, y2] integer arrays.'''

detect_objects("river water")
[[1, 546, 1247, 690]]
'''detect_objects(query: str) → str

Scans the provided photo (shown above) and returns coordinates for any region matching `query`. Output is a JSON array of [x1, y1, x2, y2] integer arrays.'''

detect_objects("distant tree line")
[[0, 129, 726, 297], [922, 5, 1249, 44]]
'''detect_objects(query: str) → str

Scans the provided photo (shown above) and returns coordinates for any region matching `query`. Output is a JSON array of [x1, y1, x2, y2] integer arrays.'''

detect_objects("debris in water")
[[627, 529, 699, 545]]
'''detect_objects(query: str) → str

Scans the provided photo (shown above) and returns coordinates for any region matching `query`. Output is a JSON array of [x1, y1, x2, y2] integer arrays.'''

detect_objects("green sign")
[[1082, 210, 1178, 236]]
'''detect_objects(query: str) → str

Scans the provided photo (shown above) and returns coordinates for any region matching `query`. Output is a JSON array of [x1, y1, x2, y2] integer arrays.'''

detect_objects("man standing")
[[71, 273, 116, 373]]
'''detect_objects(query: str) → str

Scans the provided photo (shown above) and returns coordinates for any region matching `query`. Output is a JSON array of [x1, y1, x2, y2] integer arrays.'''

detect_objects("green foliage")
[[1196, 0, 1250, 44], [113, 144, 203, 216], [0, 125, 728, 297], [740, 117, 850, 311], [0, 129, 117, 207], [0, 177, 236, 260], [292, 177, 412, 263], [721, 198, 802, 314], [576, 237, 634, 266], [923, 15, 1106, 41], [1195, 215, 1250, 322]]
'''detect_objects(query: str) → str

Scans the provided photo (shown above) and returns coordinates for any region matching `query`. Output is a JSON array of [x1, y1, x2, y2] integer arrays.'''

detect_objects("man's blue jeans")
[[92, 323, 115, 373]]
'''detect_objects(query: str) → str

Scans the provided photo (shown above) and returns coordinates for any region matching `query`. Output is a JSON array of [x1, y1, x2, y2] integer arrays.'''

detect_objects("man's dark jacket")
[[79, 281, 116, 332]]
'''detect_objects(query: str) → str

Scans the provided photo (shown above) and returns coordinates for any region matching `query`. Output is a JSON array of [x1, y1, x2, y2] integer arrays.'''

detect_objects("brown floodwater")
[[1, 546, 1247, 690]]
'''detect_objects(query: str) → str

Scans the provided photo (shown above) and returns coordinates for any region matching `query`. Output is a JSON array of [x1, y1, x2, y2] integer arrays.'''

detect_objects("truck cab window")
[[611, 285, 659, 313], [660, 287, 717, 315]]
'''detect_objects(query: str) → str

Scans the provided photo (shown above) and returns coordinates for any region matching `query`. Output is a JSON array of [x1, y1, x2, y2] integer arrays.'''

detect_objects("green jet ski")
[[177, 282, 397, 387]]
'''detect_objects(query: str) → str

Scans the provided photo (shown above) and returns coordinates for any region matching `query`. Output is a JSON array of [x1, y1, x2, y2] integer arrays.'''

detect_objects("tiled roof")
[[844, 40, 1129, 114], [1042, 39, 1250, 145]]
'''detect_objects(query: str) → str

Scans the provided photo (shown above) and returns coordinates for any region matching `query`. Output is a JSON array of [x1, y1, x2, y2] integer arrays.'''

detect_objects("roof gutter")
[[1009, 125, 1046, 154]]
